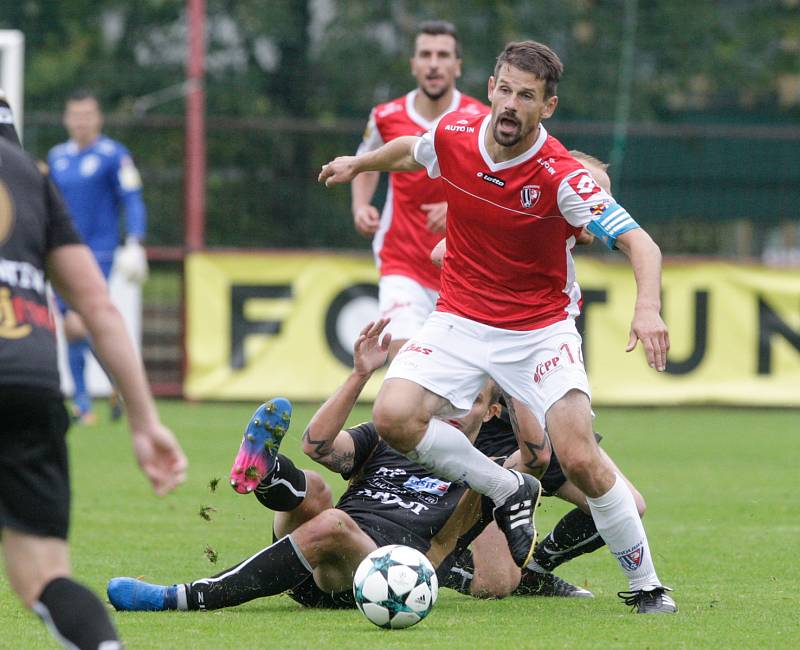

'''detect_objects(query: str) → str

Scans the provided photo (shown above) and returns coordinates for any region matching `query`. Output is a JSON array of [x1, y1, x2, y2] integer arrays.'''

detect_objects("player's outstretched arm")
[[615, 228, 670, 372], [319, 136, 422, 187], [351, 171, 381, 237], [302, 319, 391, 472], [47, 244, 188, 494]]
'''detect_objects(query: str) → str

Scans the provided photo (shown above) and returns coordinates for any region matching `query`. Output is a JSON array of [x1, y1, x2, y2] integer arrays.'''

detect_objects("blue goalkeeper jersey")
[[47, 135, 147, 263]]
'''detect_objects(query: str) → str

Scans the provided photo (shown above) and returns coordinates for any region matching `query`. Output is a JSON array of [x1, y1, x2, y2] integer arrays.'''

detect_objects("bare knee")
[[629, 486, 647, 517], [303, 471, 333, 513], [300, 509, 361, 559], [373, 387, 428, 453], [469, 523, 520, 599], [557, 446, 614, 498]]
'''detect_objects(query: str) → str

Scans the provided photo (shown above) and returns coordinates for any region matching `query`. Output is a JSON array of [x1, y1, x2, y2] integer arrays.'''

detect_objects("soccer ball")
[[352, 544, 438, 629]]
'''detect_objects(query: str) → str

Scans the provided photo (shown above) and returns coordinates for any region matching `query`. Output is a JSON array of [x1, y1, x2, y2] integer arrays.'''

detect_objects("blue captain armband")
[[586, 202, 640, 250]]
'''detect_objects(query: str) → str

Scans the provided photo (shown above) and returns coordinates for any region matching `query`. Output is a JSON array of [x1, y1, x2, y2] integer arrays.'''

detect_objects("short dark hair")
[[67, 89, 100, 105], [416, 20, 461, 58], [494, 41, 563, 98]]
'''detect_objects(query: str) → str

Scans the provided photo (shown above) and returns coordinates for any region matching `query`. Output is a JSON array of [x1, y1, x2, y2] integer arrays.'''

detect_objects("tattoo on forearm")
[[523, 438, 550, 475], [504, 394, 550, 476], [327, 450, 355, 474], [302, 427, 354, 472], [302, 427, 332, 459]]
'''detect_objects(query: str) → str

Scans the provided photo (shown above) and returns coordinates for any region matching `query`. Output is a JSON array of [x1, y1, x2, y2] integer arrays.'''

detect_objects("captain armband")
[[585, 202, 640, 250]]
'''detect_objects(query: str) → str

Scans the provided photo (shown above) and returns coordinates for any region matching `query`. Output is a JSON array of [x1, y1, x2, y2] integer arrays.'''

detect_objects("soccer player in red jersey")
[[321, 40, 675, 613], [351, 20, 486, 358]]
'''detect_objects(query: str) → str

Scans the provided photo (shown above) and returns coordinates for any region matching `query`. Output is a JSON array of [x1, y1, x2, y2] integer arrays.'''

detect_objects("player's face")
[[411, 34, 461, 101], [444, 382, 500, 442], [487, 64, 558, 148], [64, 98, 103, 146]]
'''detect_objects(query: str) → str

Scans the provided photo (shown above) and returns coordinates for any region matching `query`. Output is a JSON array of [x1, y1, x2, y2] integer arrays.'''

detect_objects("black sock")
[[34, 577, 121, 650], [441, 549, 475, 595], [254, 454, 307, 511], [531, 507, 605, 572], [185, 535, 311, 610]]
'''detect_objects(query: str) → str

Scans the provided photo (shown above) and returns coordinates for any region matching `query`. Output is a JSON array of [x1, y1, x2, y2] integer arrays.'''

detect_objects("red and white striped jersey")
[[413, 110, 620, 331], [357, 90, 487, 290]]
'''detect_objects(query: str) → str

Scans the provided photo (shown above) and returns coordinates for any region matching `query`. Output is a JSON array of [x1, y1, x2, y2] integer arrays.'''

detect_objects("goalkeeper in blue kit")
[[48, 90, 149, 423]]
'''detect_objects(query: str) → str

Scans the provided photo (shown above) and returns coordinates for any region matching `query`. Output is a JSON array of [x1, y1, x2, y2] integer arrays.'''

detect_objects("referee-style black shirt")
[[0, 139, 81, 393], [336, 422, 492, 570]]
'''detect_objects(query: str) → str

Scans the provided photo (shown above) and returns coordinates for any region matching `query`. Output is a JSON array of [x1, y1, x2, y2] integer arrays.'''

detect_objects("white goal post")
[[0, 29, 25, 142]]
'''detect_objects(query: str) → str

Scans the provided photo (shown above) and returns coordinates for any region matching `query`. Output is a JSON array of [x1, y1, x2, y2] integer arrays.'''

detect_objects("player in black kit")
[[108, 319, 506, 611], [0, 93, 187, 649]]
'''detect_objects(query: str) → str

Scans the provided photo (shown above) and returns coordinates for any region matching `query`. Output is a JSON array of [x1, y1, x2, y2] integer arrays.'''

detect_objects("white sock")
[[409, 418, 519, 505], [586, 474, 661, 591], [175, 584, 188, 611]]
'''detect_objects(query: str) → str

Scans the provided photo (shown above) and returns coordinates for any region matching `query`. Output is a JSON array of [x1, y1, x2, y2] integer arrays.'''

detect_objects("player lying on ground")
[[108, 320, 645, 610], [107, 320, 513, 610]]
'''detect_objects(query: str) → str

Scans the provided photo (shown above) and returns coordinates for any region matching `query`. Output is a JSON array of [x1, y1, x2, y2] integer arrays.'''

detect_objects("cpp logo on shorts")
[[533, 356, 561, 384], [614, 542, 645, 571], [568, 173, 602, 201]]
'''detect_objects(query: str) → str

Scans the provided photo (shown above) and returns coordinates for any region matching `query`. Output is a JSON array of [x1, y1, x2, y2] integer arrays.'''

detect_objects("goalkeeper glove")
[[116, 236, 149, 284]]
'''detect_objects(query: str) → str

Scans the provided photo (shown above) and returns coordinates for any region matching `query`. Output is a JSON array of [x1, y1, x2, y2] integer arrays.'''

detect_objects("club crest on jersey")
[[403, 475, 451, 496], [520, 184, 541, 209], [80, 154, 101, 177], [614, 543, 645, 571], [590, 200, 610, 216]]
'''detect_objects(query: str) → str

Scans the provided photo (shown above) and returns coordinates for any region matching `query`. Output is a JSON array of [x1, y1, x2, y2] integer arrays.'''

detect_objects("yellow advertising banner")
[[185, 252, 800, 405]]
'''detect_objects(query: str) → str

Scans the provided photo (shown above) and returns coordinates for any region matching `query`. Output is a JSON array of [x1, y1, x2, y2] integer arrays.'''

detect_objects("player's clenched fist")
[[319, 156, 359, 187]]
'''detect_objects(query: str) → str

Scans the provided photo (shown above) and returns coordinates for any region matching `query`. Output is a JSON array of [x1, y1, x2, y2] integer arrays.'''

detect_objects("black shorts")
[[0, 387, 71, 539], [284, 511, 417, 609]]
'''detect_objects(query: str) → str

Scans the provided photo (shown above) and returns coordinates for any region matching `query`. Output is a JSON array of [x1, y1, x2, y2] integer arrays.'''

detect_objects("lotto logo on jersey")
[[568, 173, 603, 201], [614, 542, 645, 571], [520, 184, 542, 208]]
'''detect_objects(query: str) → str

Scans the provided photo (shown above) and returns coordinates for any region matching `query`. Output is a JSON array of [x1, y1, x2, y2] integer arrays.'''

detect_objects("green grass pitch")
[[1, 402, 798, 648]]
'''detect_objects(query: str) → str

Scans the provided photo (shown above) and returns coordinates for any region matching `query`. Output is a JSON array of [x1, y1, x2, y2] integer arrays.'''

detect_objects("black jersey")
[[336, 422, 489, 570], [0, 139, 81, 393]]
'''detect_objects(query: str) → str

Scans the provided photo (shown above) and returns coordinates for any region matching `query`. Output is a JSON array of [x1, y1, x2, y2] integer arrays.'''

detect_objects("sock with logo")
[[34, 577, 122, 650], [586, 474, 660, 591], [182, 535, 311, 610]]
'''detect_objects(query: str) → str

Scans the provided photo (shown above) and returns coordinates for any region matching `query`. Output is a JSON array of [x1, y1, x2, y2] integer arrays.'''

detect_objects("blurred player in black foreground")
[[108, 319, 643, 612], [0, 91, 187, 649]]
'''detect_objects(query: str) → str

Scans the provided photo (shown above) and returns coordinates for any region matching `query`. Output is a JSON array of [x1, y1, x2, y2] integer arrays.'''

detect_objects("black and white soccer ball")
[[352, 544, 438, 629]]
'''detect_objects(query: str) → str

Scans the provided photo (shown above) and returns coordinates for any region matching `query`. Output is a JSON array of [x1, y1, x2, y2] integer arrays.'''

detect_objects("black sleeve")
[[44, 176, 81, 251], [340, 421, 380, 479]]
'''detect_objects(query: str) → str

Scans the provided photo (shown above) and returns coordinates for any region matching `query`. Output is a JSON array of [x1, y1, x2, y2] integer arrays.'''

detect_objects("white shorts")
[[385, 312, 591, 426], [378, 275, 439, 342]]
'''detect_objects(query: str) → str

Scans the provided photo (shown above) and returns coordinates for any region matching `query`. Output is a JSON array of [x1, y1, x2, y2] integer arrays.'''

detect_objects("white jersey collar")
[[406, 88, 462, 131], [478, 116, 548, 172]]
